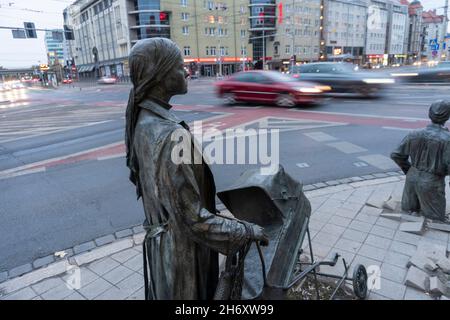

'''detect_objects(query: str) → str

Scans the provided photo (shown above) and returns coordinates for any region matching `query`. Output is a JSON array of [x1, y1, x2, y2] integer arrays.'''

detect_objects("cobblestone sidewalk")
[[1, 175, 450, 300]]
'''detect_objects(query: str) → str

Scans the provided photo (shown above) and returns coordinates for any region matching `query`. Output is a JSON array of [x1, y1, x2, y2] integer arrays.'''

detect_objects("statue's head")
[[428, 100, 450, 125], [129, 38, 188, 102]]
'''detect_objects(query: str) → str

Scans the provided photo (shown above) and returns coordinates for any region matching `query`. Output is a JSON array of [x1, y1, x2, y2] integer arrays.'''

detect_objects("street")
[[1, 79, 449, 272]]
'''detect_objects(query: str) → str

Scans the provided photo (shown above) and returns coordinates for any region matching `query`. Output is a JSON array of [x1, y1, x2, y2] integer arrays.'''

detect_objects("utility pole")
[[262, 29, 266, 70]]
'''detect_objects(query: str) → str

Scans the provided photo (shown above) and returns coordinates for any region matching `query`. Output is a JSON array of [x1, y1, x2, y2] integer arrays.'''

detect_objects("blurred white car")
[[97, 76, 117, 84]]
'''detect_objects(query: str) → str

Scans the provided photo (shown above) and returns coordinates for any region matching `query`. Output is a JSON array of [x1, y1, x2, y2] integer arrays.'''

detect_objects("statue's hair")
[[429, 100, 450, 125]]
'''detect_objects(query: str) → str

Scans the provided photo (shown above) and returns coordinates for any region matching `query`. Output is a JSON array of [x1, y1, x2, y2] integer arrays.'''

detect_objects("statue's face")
[[164, 55, 188, 96]]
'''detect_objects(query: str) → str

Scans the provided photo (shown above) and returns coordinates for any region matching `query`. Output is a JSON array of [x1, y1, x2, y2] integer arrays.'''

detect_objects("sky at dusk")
[[0, 0, 449, 68]]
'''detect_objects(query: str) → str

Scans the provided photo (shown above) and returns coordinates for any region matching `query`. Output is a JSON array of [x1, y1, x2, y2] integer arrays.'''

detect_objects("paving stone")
[[337, 178, 352, 184], [122, 254, 143, 272], [127, 286, 145, 300], [358, 244, 387, 262], [355, 213, 378, 224], [41, 283, 75, 300], [372, 276, 406, 300], [115, 229, 133, 239], [360, 206, 383, 216], [370, 225, 395, 239], [328, 215, 352, 228], [73, 241, 96, 255], [373, 173, 389, 178], [423, 229, 449, 243], [385, 251, 412, 268], [416, 240, 447, 263], [94, 235, 116, 247], [309, 219, 326, 231], [367, 292, 391, 300], [88, 257, 120, 276], [334, 238, 362, 254], [365, 234, 392, 250], [380, 213, 402, 221], [303, 185, 316, 191], [78, 277, 112, 300], [343, 201, 365, 213], [0, 272, 7, 283], [349, 220, 373, 233], [430, 276, 446, 295], [111, 248, 140, 264], [349, 176, 364, 182], [310, 211, 333, 223], [116, 272, 143, 293], [1, 287, 36, 300], [404, 287, 434, 300], [394, 231, 422, 246], [308, 243, 332, 259], [401, 214, 426, 222], [132, 225, 145, 234], [428, 222, 450, 233], [342, 228, 368, 243], [320, 250, 355, 276], [365, 198, 385, 209], [33, 255, 55, 269], [0, 260, 69, 295], [407, 254, 438, 272], [383, 197, 401, 211], [31, 277, 65, 295], [436, 257, 450, 274], [334, 207, 358, 219], [326, 180, 340, 186], [376, 217, 400, 230], [404, 266, 430, 292], [390, 241, 417, 257], [8, 263, 33, 278], [399, 220, 425, 235], [102, 265, 134, 285], [64, 291, 86, 300], [73, 238, 134, 266], [381, 263, 407, 284], [320, 224, 346, 237], [313, 182, 327, 189]]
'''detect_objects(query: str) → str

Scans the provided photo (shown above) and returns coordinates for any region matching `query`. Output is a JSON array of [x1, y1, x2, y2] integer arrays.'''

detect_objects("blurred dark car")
[[97, 76, 117, 84], [289, 62, 395, 98], [215, 71, 329, 107], [390, 62, 450, 83]]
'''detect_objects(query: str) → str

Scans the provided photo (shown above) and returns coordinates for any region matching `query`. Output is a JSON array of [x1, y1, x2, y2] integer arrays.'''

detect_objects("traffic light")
[[64, 25, 75, 40], [23, 22, 37, 38], [12, 29, 26, 39], [159, 12, 167, 21]]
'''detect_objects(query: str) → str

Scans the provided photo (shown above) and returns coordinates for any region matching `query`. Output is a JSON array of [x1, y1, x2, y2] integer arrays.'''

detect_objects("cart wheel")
[[352, 264, 368, 299]]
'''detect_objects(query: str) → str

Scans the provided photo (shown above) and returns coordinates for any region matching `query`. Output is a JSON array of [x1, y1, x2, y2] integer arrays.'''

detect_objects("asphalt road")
[[1, 79, 449, 271]]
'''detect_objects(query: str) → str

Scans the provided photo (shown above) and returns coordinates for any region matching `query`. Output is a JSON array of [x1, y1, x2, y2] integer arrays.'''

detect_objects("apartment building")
[[44, 30, 68, 66], [386, 0, 408, 64], [421, 10, 447, 61], [404, 0, 423, 63], [365, 0, 389, 65], [64, 0, 253, 78], [324, 0, 368, 63], [265, 0, 322, 70]]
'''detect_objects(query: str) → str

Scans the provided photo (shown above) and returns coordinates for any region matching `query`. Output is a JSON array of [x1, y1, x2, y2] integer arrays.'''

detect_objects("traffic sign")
[[429, 38, 438, 46]]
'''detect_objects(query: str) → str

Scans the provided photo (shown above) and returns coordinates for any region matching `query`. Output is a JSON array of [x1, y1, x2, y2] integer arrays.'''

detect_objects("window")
[[206, 46, 209, 55], [241, 45, 247, 55], [181, 0, 187, 6], [181, 12, 189, 20], [285, 45, 291, 54], [210, 46, 216, 55], [240, 29, 246, 37], [184, 46, 191, 56], [182, 26, 189, 35]]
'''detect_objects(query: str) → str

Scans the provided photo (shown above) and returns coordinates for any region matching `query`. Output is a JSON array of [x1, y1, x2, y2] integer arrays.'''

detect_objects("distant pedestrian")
[[391, 100, 450, 222]]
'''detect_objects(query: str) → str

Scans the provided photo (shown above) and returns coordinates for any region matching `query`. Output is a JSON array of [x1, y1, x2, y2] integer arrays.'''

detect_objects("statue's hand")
[[251, 225, 269, 246]]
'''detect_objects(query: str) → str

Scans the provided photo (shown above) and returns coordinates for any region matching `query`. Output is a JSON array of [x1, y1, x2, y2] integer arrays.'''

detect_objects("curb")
[[0, 170, 405, 289]]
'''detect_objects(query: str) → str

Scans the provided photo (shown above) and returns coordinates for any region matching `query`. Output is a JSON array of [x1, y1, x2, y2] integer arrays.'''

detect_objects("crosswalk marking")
[[326, 141, 367, 154]]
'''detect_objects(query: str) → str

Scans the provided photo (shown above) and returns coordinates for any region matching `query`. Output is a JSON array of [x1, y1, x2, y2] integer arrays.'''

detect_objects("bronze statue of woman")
[[125, 38, 267, 300]]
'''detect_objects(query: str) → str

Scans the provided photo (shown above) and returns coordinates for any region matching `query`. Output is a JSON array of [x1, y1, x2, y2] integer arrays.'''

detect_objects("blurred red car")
[[215, 71, 329, 107]]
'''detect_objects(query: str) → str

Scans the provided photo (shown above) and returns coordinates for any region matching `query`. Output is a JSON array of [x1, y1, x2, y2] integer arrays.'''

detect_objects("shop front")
[[184, 57, 253, 77]]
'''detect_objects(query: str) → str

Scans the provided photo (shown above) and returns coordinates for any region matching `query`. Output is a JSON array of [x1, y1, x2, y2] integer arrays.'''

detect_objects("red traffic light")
[[160, 12, 167, 20]]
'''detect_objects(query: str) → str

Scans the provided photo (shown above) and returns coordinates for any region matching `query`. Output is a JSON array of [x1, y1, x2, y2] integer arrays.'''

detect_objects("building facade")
[[265, 0, 321, 70], [405, 0, 423, 63], [365, 0, 389, 66], [44, 30, 67, 66], [385, 0, 408, 64], [421, 10, 447, 61], [324, 0, 368, 64], [64, 0, 253, 78]]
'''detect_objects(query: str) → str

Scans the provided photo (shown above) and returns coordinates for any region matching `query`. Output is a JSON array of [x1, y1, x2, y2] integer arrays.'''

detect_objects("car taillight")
[[293, 74, 300, 78]]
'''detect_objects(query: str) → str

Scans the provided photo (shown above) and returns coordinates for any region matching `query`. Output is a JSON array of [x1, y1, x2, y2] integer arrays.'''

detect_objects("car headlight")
[[296, 87, 323, 93], [362, 78, 395, 84]]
